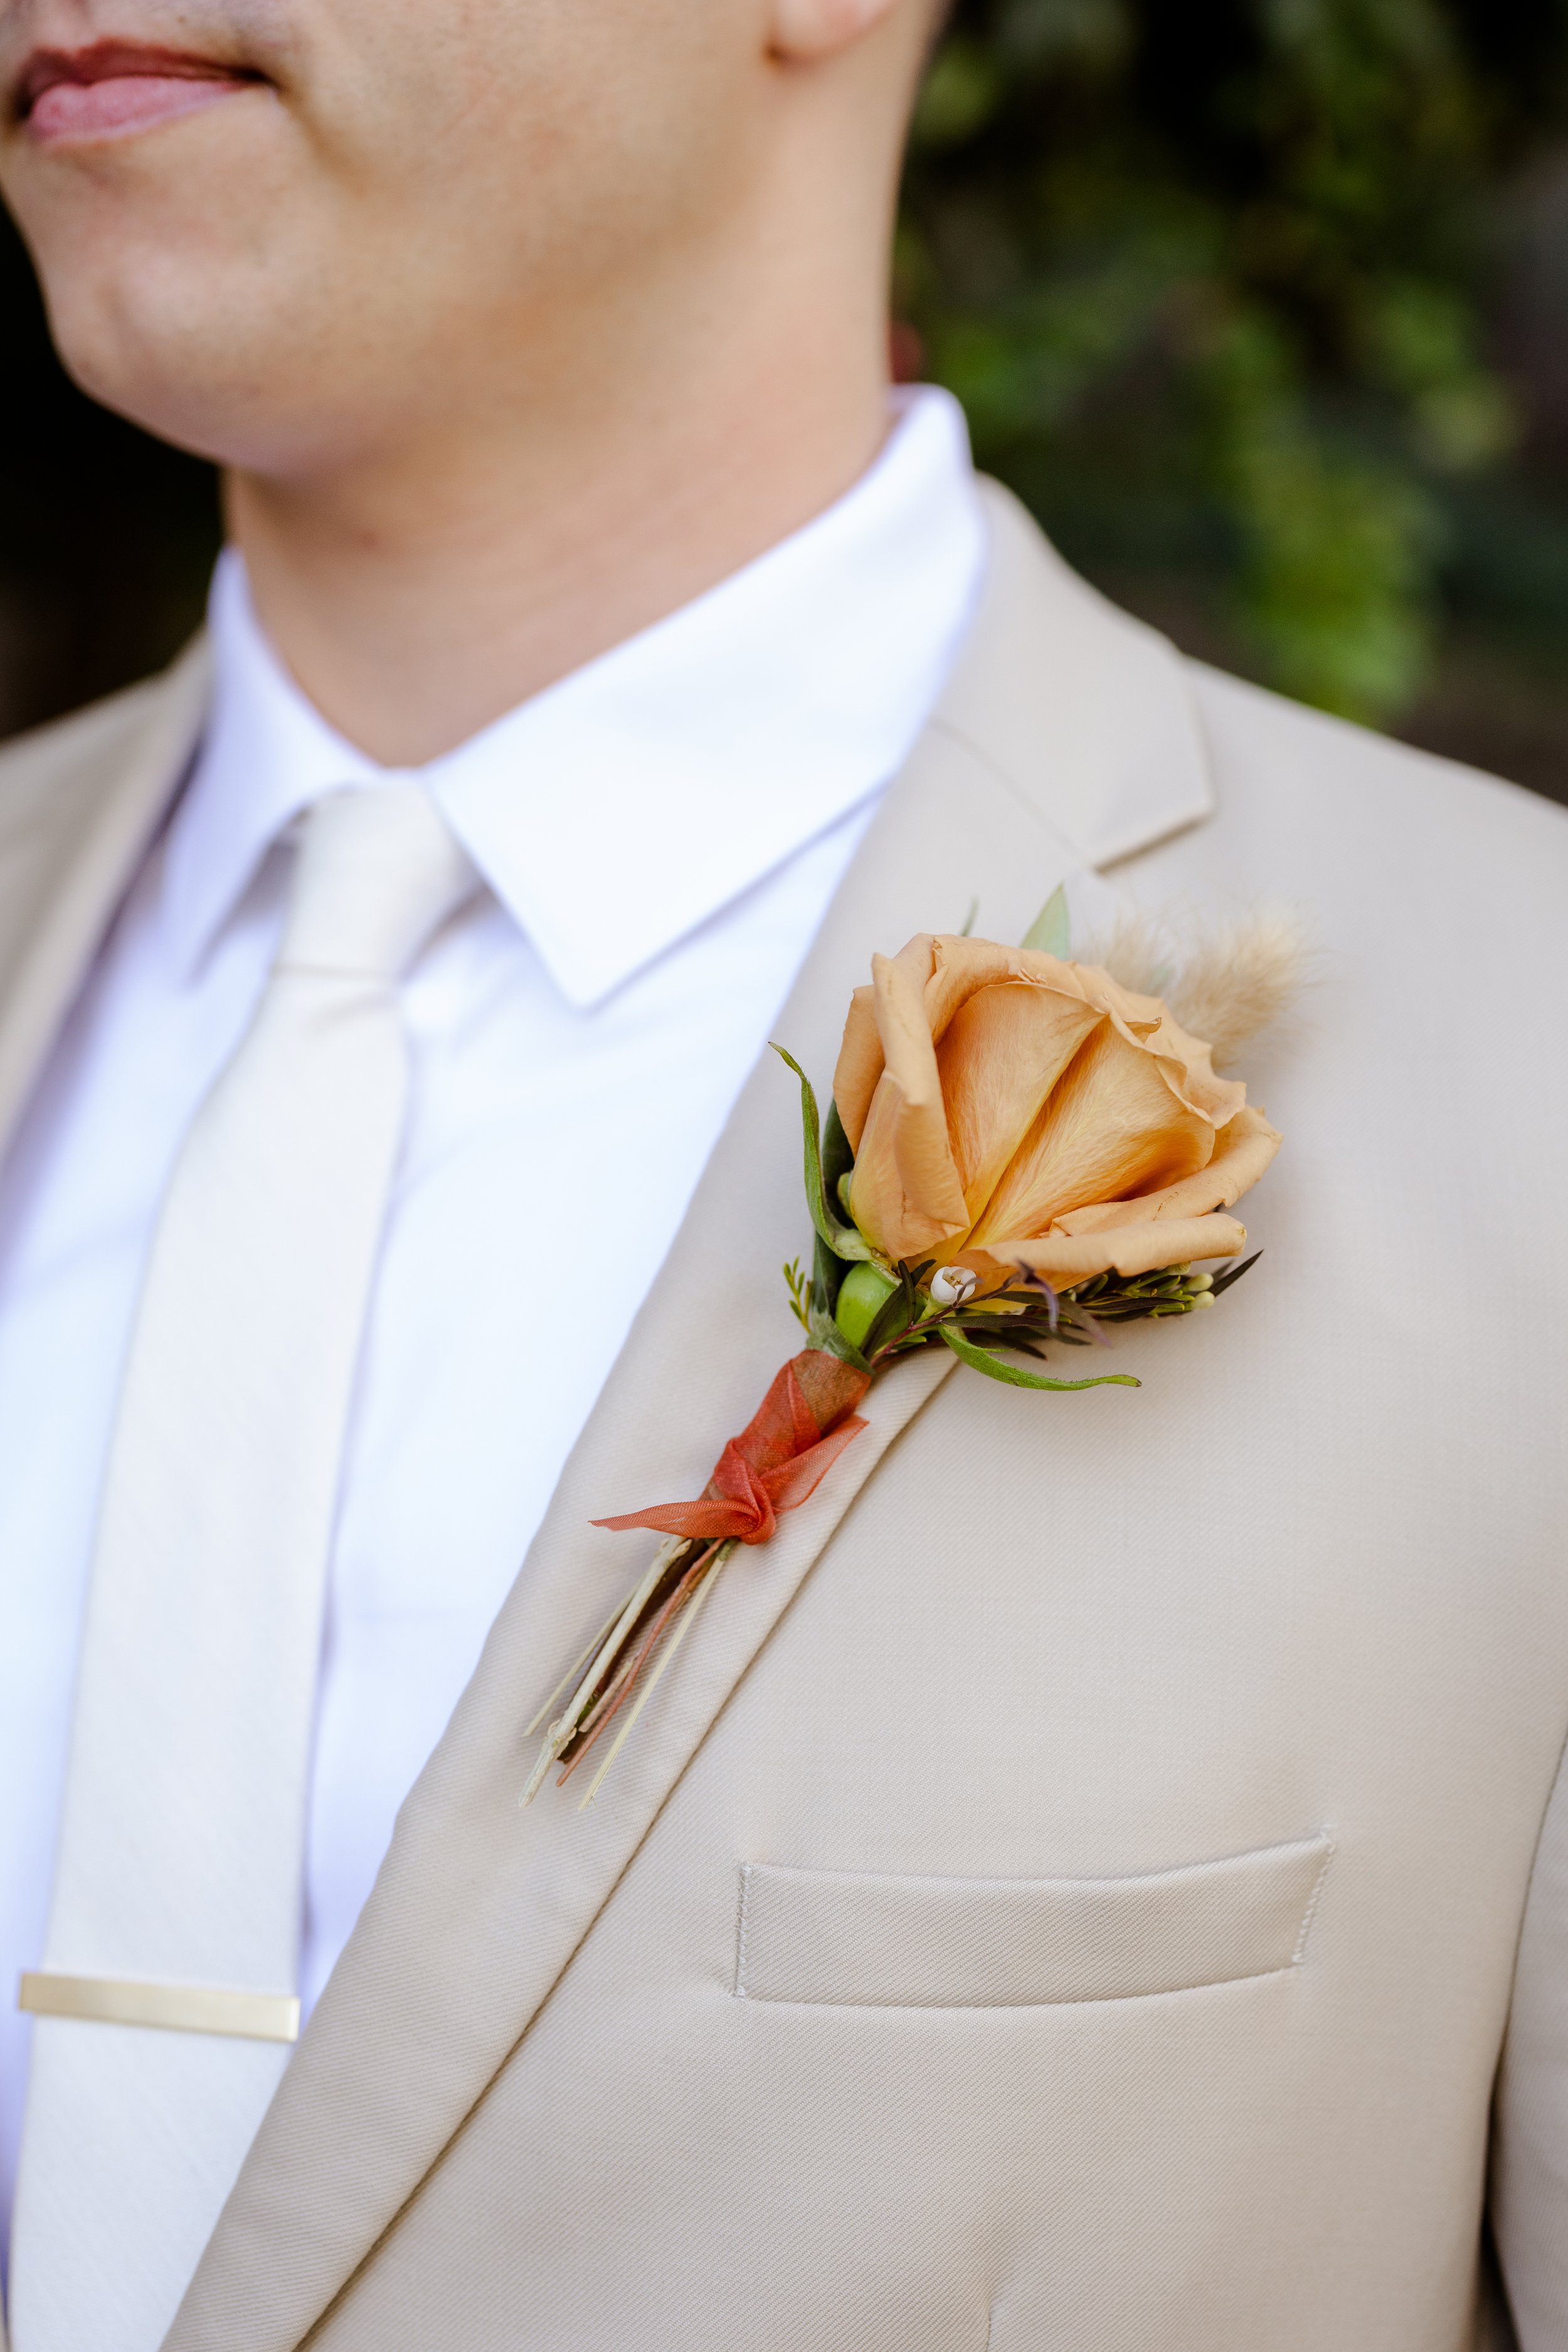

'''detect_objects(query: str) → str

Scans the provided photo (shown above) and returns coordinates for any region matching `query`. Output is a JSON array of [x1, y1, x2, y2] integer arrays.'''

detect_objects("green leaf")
[[807, 1295, 870, 1373], [771, 1044, 872, 1263], [781, 1258, 811, 1334], [1020, 882, 1071, 958], [862, 1262, 919, 1359], [822, 1096, 856, 1224], [810, 1231, 848, 1321], [939, 1323, 1139, 1391]]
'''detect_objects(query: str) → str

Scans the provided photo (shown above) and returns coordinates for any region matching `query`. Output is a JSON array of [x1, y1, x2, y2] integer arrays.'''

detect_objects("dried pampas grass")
[[1089, 906, 1312, 1070]]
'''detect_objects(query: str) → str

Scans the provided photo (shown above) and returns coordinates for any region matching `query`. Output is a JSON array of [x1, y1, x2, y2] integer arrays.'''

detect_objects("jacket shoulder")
[[0, 661, 198, 839], [1185, 655, 1568, 870], [0, 644, 206, 1132], [0, 638, 207, 943]]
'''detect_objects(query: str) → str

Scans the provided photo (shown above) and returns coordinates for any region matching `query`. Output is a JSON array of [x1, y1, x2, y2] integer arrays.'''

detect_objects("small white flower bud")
[[930, 1265, 978, 1308], [1192, 1290, 1216, 1308]]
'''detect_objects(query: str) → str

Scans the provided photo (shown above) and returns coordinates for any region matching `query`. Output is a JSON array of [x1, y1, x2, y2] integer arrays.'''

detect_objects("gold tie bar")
[[18, 1972, 299, 2044]]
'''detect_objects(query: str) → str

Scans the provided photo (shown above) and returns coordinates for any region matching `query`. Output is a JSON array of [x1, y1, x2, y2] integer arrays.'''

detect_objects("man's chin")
[[4, 149, 314, 465], [31, 262, 310, 472]]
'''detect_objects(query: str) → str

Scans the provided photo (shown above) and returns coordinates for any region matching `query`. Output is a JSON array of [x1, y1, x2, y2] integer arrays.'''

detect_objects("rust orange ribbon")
[[593, 1349, 871, 1547]]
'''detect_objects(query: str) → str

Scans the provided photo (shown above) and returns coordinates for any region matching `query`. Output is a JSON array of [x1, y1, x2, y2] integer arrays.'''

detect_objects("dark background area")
[[0, 215, 218, 738], [5, 0, 1568, 808]]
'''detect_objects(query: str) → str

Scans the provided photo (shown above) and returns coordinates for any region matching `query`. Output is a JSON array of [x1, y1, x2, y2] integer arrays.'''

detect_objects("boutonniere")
[[523, 892, 1297, 1809]]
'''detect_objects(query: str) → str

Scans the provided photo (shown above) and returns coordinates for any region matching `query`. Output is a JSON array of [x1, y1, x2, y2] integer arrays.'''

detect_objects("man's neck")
[[226, 296, 893, 769]]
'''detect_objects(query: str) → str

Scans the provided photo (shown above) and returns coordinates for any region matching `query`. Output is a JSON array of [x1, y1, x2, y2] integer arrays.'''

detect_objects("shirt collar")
[[166, 386, 987, 1007]]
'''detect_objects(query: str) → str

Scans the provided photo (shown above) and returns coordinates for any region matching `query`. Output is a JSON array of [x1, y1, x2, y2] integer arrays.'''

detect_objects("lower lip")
[[27, 73, 249, 146]]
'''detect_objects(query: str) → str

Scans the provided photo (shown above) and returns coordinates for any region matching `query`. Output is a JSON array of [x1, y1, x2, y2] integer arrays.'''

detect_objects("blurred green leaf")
[[900, 0, 1568, 729], [913, 37, 1002, 149], [1020, 883, 1071, 955], [771, 1044, 872, 1265]]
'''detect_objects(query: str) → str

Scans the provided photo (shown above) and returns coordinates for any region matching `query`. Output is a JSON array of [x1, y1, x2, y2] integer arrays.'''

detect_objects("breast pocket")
[[734, 1835, 1333, 2009]]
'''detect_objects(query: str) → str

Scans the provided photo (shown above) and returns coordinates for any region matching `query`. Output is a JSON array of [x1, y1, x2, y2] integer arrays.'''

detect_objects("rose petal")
[[834, 981, 886, 1155], [1078, 968, 1246, 1126], [835, 934, 1097, 1150], [936, 978, 1104, 1224], [846, 943, 971, 1259], [970, 1018, 1217, 1248], [834, 932, 1275, 1276], [1049, 1104, 1282, 1237], [973, 1212, 1251, 1286]]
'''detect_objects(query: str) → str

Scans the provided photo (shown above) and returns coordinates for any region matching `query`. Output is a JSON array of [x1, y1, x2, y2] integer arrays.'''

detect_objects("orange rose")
[[833, 933, 1280, 1289]]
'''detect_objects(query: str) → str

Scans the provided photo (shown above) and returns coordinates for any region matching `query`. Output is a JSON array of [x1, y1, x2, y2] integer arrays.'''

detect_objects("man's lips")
[[17, 40, 262, 145]]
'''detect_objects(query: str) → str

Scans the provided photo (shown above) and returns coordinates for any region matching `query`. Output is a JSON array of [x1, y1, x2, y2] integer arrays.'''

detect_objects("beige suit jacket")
[[1, 486, 1565, 2352]]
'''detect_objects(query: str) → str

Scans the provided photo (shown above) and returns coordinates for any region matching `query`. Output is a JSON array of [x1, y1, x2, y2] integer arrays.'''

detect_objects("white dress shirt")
[[0, 386, 987, 2255]]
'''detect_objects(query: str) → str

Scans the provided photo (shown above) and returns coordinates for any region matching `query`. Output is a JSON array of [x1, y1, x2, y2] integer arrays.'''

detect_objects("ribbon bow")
[[593, 1349, 871, 1547]]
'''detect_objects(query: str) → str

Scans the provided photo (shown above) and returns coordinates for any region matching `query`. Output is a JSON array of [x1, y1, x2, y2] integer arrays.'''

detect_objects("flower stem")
[[519, 1534, 689, 1804], [578, 1541, 734, 1809]]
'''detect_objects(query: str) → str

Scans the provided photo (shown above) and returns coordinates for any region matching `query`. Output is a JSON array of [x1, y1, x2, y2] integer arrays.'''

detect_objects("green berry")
[[834, 1261, 900, 1350]]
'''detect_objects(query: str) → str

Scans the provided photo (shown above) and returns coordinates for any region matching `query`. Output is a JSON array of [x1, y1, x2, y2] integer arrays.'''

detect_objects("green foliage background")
[[900, 0, 1568, 732]]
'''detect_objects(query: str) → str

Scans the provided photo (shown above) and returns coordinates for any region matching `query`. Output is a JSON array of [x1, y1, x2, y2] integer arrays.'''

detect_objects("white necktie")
[[9, 785, 476, 2352]]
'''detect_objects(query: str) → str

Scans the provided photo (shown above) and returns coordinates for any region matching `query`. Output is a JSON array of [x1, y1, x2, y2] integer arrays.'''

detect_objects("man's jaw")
[[13, 35, 266, 144]]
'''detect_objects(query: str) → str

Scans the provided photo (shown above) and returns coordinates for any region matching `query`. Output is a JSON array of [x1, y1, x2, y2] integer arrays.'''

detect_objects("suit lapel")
[[935, 479, 1213, 866], [0, 642, 209, 1150], [166, 487, 1217, 2352]]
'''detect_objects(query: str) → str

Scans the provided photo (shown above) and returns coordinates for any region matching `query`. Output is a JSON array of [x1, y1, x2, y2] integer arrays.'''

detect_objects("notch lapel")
[[167, 488, 1217, 2352]]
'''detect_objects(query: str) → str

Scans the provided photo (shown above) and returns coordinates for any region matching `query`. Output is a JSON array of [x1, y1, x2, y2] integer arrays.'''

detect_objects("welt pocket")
[[733, 1834, 1333, 2009]]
